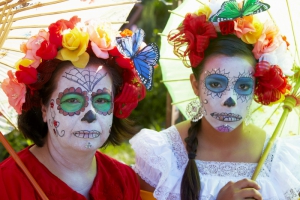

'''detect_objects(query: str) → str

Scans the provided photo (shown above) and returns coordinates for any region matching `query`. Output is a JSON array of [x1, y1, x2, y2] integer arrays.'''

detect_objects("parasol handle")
[[251, 96, 297, 180], [0, 132, 49, 200]]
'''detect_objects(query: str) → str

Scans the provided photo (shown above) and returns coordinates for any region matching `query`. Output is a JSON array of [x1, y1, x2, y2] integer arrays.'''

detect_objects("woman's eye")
[[65, 98, 80, 103], [60, 93, 85, 113], [92, 93, 112, 113], [94, 98, 109, 104]]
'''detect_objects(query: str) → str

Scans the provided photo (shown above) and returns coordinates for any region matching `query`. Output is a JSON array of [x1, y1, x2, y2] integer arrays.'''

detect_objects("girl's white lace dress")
[[130, 126, 300, 200]]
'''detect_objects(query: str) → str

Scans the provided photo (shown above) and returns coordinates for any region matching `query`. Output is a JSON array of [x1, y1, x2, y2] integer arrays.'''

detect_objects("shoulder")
[[130, 125, 189, 196], [0, 147, 37, 199]]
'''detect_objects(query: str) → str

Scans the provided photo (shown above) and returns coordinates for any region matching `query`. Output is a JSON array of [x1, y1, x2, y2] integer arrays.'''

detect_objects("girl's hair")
[[180, 34, 256, 200], [18, 56, 138, 147]]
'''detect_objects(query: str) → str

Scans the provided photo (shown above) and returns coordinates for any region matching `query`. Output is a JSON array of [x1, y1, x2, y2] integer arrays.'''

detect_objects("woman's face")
[[42, 62, 113, 151], [192, 55, 255, 132]]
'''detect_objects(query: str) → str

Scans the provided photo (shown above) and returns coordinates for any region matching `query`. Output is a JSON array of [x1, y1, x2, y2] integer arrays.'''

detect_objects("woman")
[[130, 1, 300, 200], [0, 16, 158, 199]]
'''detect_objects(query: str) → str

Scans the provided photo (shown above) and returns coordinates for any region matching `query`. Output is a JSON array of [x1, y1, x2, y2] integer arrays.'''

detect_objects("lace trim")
[[284, 188, 300, 200], [165, 126, 277, 178], [164, 126, 188, 170], [132, 137, 169, 189]]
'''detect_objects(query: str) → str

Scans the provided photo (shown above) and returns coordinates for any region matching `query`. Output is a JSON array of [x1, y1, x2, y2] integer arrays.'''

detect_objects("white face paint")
[[42, 63, 113, 151], [198, 55, 255, 132]]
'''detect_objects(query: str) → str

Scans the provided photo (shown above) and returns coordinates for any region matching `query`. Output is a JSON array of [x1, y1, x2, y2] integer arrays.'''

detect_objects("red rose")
[[48, 16, 81, 48], [36, 40, 57, 60], [219, 20, 235, 35], [254, 61, 291, 105], [168, 14, 217, 67], [15, 65, 38, 84]]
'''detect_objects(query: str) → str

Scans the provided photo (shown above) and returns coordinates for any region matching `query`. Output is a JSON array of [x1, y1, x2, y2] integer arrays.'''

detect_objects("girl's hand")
[[217, 178, 262, 200]]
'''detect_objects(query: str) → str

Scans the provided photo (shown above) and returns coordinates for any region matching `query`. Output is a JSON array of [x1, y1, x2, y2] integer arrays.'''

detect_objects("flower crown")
[[1, 16, 159, 118], [168, 0, 295, 106]]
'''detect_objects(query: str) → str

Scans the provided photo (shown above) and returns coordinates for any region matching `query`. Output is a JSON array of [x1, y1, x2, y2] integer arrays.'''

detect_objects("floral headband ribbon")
[[1, 16, 160, 118], [168, 0, 298, 106]]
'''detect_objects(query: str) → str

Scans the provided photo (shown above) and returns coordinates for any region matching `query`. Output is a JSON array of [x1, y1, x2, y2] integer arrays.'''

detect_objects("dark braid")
[[180, 120, 201, 200]]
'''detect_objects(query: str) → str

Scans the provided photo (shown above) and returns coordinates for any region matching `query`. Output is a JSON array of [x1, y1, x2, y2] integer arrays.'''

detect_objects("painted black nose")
[[223, 97, 236, 107], [81, 110, 96, 123]]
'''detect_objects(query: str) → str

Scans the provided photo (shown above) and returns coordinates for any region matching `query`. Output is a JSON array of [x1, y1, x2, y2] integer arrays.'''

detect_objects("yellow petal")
[[72, 52, 90, 68]]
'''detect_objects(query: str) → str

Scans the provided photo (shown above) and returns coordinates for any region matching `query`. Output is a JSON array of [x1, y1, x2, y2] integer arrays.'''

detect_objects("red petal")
[[15, 66, 37, 84]]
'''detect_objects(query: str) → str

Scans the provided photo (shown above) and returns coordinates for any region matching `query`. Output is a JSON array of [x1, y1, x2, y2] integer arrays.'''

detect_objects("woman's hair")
[[18, 56, 138, 147], [180, 34, 256, 200]]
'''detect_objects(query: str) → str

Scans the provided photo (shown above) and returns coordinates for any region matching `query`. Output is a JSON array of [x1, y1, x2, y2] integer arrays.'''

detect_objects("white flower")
[[259, 40, 294, 76]]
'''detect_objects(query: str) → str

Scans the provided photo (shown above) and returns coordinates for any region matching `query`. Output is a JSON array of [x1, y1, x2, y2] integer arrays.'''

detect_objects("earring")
[[186, 99, 205, 122]]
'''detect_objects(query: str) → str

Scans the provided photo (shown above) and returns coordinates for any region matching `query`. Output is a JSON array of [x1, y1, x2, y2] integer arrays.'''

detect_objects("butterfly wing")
[[131, 28, 145, 55], [116, 28, 145, 58], [116, 36, 134, 57], [209, 0, 241, 22], [133, 43, 160, 90], [242, 0, 270, 16]]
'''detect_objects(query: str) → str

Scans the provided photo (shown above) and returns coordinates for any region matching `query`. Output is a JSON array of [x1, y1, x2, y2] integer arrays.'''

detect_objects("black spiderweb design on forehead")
[[201, 68, 230, 98], [62, 68, 107, 92], [231, 70, 254, 103]]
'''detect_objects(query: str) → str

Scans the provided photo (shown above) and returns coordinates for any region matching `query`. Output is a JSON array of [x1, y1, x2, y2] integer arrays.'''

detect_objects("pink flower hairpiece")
[[1, 16, 157, 118], [168, 0, 295, 106]]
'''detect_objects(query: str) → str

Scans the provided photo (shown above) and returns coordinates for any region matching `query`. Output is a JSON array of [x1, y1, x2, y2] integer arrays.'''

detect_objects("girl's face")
[[42, 63, 113, 151], [191, 55, 255, 132]]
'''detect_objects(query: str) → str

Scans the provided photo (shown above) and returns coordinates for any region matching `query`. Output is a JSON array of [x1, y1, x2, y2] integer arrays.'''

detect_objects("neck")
[[30, 139, 97, 199]]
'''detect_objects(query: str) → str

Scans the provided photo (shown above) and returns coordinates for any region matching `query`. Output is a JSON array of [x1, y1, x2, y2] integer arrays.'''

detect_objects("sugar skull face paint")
[[198, 55, 255, 132], [42, 62, 113, 151]]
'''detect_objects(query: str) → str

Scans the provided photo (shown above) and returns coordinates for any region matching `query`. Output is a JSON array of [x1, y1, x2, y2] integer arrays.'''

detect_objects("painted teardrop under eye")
[[234, 77, 254, 95], [205, 74, 229, 93], [92, 93, 112, 113], [60, 93, 85, 113]]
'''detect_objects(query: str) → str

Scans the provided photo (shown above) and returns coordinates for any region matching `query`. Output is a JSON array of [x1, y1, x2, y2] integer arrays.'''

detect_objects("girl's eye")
[[210, 82, 222, 88], [239, 84, 250, 90], [60, 93, 85, 113], [234, 77, 253, 95], [205, 74, 228, 93]]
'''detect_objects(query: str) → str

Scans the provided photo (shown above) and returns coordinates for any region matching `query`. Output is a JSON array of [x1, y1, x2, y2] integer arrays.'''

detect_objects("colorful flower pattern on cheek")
[[56, 87, 89, 116], [92, 88, 113, 116], [49, 99, 64, 137]]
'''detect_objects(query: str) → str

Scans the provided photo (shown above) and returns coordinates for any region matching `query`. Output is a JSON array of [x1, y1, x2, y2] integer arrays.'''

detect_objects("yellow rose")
[[56, 27, 90, 68], [15, 58, 34, 70], [195, 4, 212, 20], [241, 16, 263, 44]]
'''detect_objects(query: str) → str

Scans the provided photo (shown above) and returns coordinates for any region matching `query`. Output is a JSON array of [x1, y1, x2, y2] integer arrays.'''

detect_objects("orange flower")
[[87, 21, 115, 59], [234, 16, 255, 39], [252, 20, 281, 59], [240, 16, 263, 44], [120, 29, 133, 37], [1, 70, 26, 114]]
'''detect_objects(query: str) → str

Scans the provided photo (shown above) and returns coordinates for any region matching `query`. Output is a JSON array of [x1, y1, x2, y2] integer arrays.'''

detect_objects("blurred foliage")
[[0, 0, 174, 164]]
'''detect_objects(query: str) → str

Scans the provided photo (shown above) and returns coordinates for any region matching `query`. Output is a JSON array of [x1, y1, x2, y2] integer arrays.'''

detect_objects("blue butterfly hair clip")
[[116, 28, 160, 90]]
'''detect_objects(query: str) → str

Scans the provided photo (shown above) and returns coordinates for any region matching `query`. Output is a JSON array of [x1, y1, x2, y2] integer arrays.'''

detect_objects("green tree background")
[[0, 0, 177, 164]]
